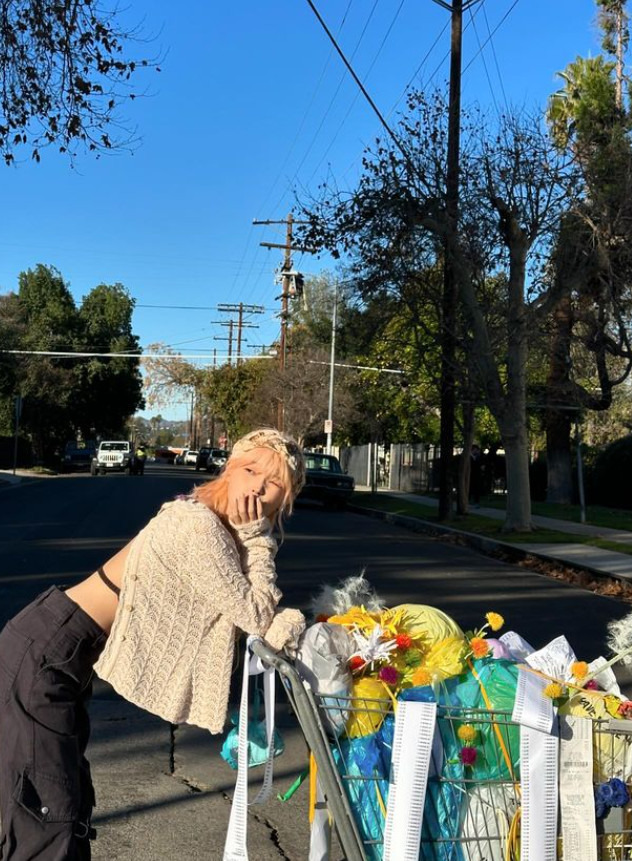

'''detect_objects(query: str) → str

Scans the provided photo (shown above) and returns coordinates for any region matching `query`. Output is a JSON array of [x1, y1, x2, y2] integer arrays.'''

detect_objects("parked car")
[[299, 452, 355, 509], [195, 447, 229, 474], [174, 449, 189, 465], [184, 449, 199, 466], [91, 441, 132, 475], [60, 441, 96, 473]]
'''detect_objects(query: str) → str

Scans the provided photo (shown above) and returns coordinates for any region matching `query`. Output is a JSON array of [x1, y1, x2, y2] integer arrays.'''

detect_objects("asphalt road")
[[0, 465, 630, 859], [1, 463, 628, 652]]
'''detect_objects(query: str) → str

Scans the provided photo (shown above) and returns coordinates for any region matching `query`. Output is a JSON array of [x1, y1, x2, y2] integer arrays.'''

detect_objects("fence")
[[339, 443, 440, 493]]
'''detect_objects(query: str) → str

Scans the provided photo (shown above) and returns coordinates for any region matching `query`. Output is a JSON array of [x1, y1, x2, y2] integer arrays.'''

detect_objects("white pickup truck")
[[91, 441, 132, 475]]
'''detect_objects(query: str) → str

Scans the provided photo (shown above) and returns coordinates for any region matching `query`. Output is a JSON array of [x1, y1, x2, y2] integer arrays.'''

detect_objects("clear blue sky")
[[0, 0, 603, 419]]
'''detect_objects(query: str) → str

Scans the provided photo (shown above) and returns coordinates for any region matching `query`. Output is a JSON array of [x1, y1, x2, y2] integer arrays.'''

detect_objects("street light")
[[325, 283, 338, 455]]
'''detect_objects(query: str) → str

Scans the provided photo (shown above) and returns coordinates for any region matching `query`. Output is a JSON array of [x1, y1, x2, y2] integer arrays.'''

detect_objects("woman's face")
[[226, 449, 287, 518]]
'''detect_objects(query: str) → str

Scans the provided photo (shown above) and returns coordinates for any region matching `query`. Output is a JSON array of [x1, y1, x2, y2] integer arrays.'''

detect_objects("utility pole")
[[253, 213, 312, 431], [325, 284, 338, 455], [432, 0, 479, 521], [217, 303, 264, 364], [213, 319, 234, 365]]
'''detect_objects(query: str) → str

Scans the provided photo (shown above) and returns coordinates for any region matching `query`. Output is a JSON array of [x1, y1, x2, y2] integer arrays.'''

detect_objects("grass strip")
[[353, 492, 632, 557]]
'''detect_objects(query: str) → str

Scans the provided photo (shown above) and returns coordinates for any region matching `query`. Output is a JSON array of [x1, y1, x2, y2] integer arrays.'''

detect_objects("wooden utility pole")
[[213, 319, 234, 364], [253, 213, 312, 431], [432, 0, 479, 521], [217, 302, 264, 364]]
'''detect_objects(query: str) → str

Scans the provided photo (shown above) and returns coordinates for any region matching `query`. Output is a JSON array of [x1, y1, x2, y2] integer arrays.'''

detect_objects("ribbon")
[[223, 636, 278, 860]]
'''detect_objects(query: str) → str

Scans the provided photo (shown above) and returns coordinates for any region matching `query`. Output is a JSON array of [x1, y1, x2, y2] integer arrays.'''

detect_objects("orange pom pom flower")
[[395, 633, 413, 650], [571, 661, 589, 680], [470, 637, 490, 659]]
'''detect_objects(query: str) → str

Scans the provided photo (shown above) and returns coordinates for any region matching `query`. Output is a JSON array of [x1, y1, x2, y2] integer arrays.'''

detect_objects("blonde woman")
[[0, 429, 306, 861]]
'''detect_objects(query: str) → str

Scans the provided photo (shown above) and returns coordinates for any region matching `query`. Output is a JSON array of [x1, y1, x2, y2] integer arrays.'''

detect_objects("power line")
[[462, 0, 521, 74], [3, 350, 274, 362], [306, 0, 408, 187]]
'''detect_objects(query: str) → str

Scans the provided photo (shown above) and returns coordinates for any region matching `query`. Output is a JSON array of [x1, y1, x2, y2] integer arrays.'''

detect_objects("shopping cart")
[[251, 639, 632, 861]]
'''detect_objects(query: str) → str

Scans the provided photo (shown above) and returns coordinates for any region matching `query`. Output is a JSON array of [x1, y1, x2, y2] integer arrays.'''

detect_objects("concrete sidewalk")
[[355, 487, 632, 581]]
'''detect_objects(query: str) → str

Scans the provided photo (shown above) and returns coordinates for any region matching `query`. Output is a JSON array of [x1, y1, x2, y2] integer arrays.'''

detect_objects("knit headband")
[[231, 429, 306, 498]]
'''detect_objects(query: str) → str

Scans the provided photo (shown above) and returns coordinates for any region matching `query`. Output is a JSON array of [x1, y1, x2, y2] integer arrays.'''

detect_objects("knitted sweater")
[[94, 498, 304, 732]]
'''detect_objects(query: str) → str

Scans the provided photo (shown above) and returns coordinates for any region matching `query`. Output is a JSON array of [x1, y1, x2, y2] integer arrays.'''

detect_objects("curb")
[[348, 502, 630, 588]]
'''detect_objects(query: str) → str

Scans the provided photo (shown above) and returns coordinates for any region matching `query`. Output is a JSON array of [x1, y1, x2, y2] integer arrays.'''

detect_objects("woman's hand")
[[228, 493, 263, 526]]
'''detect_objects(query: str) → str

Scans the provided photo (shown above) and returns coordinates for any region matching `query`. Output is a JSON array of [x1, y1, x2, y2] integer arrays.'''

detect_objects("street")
[[0, 467, 630, 859]]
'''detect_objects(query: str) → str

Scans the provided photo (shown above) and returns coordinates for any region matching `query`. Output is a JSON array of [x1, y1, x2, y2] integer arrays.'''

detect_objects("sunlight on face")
[[227, 448, 287, 518]]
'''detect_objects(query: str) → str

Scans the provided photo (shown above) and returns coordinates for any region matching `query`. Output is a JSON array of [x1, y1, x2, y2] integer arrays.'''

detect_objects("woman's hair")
[[193, 447, 296, 530]]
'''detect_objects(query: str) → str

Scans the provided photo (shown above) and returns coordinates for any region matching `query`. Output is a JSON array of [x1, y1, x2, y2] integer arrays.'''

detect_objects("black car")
[[60, 441, 97, 473], [300, 452, 355, 509], [195, 447, 229, 474]]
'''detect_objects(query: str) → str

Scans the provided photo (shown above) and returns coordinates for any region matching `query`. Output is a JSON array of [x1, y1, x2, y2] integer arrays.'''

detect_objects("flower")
[[610, 778, 630, 807], [544, 683, 566, 700], [457, 724, 477, 744], [349, 656, 365, 672], [595, 778, 630, 818], [585, 679, 599, 691], [412, 667, 432, 686], [460, 746, 477, 766], [618, 701, 632, 719], [605, 695, 623, 718], [571, 661, 589, 680], [470, 637, 490, 659], [378, 666, 399, 685], [404, 649, 422, 668], [350, 624, 399, 667], [395, 633, 413, 650], [485, 612, 504, 632], [315, 614, 329, 623]]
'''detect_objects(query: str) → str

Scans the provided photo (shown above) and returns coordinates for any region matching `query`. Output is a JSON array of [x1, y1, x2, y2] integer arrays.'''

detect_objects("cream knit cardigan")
[[94, 497, 304, 733]]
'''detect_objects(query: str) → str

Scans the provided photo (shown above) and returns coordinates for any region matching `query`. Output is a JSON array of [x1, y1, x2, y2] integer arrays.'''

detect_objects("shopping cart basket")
[[251, 639, 632, 861]]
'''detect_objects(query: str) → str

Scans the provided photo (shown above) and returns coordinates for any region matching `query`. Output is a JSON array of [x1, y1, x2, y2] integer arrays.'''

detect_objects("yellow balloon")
[[393, 604, 464, 649], [346, 677, 391, 738]]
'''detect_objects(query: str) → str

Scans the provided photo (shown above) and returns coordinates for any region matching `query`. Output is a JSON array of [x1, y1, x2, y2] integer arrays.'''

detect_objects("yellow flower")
[[485, 612, 504, 632], [544, 683, 566, 700], [327, 606, 380, 634], [470, 637, 490, 659], [457, 724, 477, 744], [605, 695, 623, 718], [412, 667, 432, 686], [571, 661, 589, 680]]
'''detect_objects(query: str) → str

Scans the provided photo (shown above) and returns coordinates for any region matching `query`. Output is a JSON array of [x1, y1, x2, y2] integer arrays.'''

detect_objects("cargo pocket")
[[0, 623, 33, 703], [14, 768, 80, 824]]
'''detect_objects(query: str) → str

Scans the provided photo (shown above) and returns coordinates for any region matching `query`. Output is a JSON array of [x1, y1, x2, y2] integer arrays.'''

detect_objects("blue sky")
[[0, 0, 603, 419]]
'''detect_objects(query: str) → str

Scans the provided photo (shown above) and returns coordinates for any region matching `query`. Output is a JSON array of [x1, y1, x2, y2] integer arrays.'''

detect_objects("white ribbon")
[[520, 724, 559, 861], [223, 637, 277, 861], [383, 700, 437, 861], [308, 776, 331, 861]]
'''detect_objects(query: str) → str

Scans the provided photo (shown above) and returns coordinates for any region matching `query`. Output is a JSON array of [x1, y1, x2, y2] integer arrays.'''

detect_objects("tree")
[[543, 7, 632, 503], [74, 282, 145, 438], [0, 265, 145, 460], [299, 96, 575, 530], [0, 0, 159, 165]]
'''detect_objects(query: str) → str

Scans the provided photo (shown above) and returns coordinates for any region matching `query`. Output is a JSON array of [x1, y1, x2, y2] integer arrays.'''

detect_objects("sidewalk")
[[354, 487, 632, 582]]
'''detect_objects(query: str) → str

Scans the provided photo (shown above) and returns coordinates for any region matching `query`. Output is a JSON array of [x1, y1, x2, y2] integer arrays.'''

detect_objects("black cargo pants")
[[0, 586, 107, 860]]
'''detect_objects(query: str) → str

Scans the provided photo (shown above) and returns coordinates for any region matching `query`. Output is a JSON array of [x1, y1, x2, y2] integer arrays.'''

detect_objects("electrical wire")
[[306, 0, 407, 187], [482, 2, 509, 109], [468, 4, 500, 114], [463, 0, 521, 75]]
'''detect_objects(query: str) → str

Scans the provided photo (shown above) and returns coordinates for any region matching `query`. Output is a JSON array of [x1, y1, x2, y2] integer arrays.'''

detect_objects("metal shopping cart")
[[251, 639, 632, 861]]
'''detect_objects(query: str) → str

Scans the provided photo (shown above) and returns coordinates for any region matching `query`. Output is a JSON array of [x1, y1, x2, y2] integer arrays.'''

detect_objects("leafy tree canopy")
[[0, 0, 160, 164]]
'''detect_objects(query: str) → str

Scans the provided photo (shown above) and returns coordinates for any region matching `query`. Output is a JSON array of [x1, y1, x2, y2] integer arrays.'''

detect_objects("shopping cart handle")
[[250, 637, 302, 682]]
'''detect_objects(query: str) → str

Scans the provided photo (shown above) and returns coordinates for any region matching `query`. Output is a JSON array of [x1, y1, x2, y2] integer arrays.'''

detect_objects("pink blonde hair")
[[193, 447, 296, 532]]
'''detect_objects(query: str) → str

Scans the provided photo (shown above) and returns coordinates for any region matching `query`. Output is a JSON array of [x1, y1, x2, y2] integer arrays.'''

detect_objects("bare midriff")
[[66, 542, 132, 634]]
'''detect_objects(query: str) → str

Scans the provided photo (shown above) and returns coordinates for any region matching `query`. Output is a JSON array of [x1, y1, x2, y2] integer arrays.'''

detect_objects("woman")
[[0, 428, 306, 861]]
